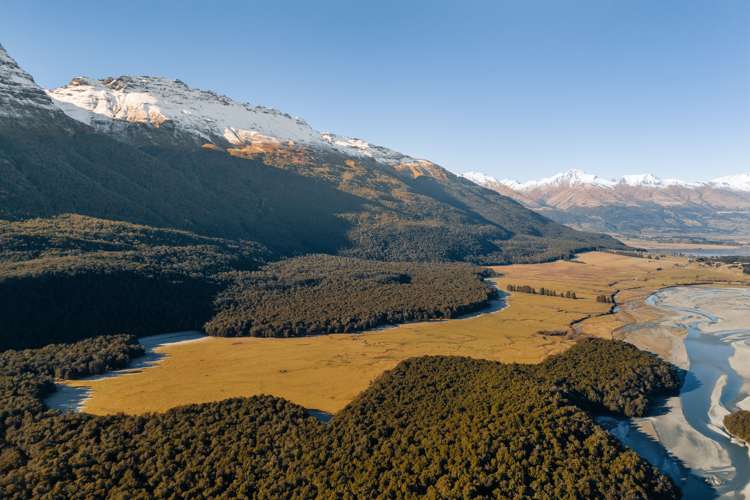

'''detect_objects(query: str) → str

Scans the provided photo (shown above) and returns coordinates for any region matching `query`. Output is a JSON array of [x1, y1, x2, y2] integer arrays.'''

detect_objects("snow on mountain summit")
[[461, 171, 500, 186], [531, 169, 616, 189], [0, 43, 60, 117], [463, 169, 727, 192], [48, 76, 322, 146], [47, 75, 433, 170], [482, 169, 617, 192]]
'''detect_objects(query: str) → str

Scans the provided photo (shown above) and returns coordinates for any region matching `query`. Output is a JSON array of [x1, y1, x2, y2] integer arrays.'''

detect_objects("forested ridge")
[[0, 337, 680, 498], [0, 216, 496, 349]]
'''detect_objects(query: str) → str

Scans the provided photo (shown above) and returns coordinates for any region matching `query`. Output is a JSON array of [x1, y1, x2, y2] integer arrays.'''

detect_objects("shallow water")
[[605, 287, 750, 499]]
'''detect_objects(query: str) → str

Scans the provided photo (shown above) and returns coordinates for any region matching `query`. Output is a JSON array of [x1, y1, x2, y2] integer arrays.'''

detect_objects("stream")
[[601, 287, 750, 499]]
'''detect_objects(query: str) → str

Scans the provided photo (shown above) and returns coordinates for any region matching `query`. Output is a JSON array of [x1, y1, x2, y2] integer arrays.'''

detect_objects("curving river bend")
[[603, 287, 750, 499]]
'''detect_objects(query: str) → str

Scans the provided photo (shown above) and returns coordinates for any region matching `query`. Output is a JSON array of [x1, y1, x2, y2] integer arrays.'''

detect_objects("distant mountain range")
[[462, 169, 750, 242], [0, 43, 623, 264]]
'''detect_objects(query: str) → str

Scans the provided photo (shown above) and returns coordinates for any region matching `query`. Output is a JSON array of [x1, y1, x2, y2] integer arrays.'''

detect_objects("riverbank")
[[608, 286, 750, 498]]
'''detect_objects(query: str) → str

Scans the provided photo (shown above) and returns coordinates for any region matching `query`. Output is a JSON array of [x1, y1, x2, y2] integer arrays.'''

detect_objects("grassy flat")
[[67, 251, 750, 415]]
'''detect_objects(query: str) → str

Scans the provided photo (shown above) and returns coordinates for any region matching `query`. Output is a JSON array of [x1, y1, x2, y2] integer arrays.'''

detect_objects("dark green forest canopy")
[[0, 338, 680, 498], [206, 254, 496, 337], [0, 214, 268, 278], [0, 216, 496, 349], [0, 215, 266, 350]]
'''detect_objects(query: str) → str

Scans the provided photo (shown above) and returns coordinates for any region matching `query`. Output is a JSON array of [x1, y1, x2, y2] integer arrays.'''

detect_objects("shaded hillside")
[[1, 338, 679, 498], [540, 204, 750, 241], [0, 121, 362, 257], [228, 145, 626, 263], [0, 215, 267, 350], [0, 114, 624, 263]]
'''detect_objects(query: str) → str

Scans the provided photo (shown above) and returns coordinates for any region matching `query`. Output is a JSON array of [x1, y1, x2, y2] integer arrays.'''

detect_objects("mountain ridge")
[[463, 168, 750, 194], [462, 169, 750, 240], [1, 43, 624, 263], [46, 74, 435, 170]]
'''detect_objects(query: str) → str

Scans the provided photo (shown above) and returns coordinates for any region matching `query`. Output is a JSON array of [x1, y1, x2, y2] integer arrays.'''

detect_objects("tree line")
[[506, 284, 578, 299]]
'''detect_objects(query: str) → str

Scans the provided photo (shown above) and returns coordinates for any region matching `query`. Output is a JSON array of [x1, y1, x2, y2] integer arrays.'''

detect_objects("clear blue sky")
[[2, 0, 748, 180]]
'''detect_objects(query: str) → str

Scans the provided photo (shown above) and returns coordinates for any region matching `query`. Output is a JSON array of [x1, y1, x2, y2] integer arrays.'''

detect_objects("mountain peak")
[[0, 44, 60, 118], [499, 169, 616, 191], [619, 173, 660, 186], [464, 169, 731, 193], [549, 169, 614, 187]]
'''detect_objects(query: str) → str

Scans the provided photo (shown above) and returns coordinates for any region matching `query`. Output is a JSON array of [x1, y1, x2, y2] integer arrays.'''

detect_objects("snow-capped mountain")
[[464, 169, 750, 196], [47, 75, 430, 172], [0, 44, 62, 119], [1, 42, 625, 263], [509, 169, 618, 190], [462, 168, 750, 239], [465, 169, 714, 193], [711, 173, 750, 193]]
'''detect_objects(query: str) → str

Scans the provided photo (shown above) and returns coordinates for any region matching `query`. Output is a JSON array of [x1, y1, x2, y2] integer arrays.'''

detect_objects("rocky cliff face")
[[0, 44, 65, 121]]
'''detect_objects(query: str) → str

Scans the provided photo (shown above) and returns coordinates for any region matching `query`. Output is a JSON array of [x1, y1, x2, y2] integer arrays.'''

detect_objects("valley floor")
[[64, 251, 750, 415]]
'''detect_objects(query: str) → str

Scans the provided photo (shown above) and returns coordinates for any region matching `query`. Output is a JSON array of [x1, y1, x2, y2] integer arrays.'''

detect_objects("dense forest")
[[724, 410, 750, 443], [0, 216, 497, 349], [205, 255, 495, 337], [0, 216, 265, 349], [0, 337, 680, 498]]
